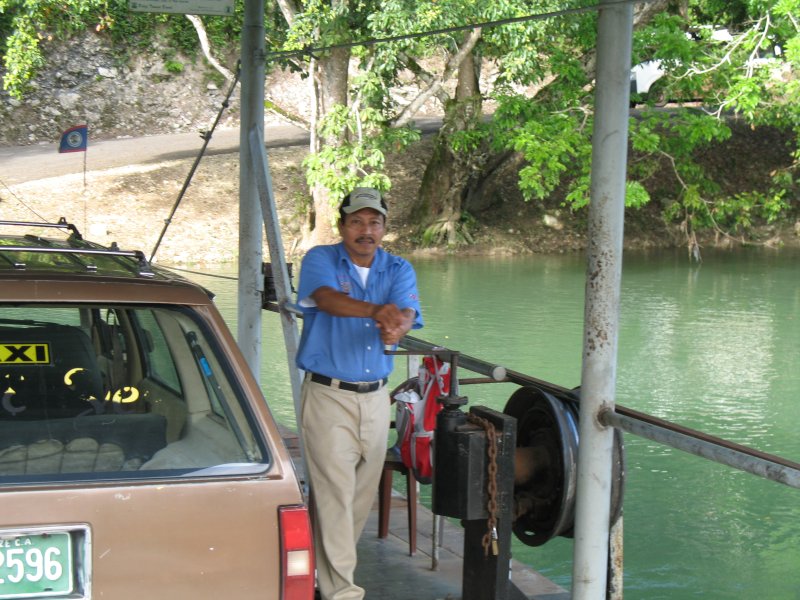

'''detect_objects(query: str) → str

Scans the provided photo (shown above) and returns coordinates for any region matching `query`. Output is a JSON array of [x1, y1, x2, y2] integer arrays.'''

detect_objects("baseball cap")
[[340, 187, 388, 216]]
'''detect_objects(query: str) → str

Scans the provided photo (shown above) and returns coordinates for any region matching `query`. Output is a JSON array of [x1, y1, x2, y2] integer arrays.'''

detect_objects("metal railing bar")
[[601, 408, 800, 489], [401, 335, 507, 381], [254, 327, 800, 486], [610, 403, 800, 472]]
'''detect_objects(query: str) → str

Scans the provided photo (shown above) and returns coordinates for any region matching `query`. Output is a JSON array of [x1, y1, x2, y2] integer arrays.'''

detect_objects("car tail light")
[[279, 504, 315, 599]]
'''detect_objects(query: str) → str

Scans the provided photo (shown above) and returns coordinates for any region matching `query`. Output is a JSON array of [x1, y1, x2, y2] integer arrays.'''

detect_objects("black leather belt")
[[309, 372, 387, 393]]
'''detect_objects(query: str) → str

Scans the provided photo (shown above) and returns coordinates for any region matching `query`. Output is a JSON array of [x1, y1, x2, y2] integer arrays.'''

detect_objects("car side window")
[[135, 309, 182, 393]]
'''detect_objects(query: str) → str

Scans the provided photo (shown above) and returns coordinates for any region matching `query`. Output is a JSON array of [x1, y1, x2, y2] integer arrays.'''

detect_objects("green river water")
[[186, 246, 799, 599]]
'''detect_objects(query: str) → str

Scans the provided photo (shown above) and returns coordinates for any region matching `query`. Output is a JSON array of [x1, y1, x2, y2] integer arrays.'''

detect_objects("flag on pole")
[[58, 124, 88, 153]]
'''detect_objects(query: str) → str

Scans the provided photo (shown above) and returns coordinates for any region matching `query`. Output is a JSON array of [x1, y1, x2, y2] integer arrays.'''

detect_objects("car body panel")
[[0, 222, 310, 599], [2, 477, 299, 599]]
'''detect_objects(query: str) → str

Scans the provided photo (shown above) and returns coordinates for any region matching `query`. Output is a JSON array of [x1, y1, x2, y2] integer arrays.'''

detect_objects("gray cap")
[[341, 187, 388, 216]]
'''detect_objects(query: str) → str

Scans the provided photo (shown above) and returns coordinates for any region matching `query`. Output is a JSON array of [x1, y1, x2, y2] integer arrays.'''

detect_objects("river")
[[183, 246, 800, 599]]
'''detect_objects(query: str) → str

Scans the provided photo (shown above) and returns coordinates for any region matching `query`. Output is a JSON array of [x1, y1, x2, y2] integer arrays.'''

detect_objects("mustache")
[[356, 236, 375, 244]]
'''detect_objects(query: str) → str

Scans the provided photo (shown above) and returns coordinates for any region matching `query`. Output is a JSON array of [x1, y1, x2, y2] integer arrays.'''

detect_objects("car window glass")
[[0, 305, 267, 482], [135, 309, 182, 393]]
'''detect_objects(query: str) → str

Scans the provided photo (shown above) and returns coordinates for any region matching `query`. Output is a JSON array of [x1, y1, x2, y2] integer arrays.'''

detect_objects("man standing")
[[296, 187, 424, 600]]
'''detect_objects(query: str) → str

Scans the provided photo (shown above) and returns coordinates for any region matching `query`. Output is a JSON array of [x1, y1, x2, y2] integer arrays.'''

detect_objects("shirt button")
[[365, 323, 371, 327], [367, 345, 372, 350], [366, 369, 371, 374]]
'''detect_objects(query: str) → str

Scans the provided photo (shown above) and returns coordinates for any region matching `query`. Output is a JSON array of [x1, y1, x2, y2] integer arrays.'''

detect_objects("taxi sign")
[[0, 343, 50, 365]]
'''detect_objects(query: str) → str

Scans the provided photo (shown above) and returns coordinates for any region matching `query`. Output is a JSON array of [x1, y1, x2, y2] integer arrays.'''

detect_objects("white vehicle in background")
[[630, 59, 670, 106], [630, 27, 783, 107]]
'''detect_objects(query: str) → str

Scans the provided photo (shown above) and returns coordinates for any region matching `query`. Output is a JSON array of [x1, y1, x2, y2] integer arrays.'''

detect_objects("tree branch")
[[186, 15, 234, 83], [393, 27, 483, 128], [275, 0, 298, 25], [398, 53, 452, 106]]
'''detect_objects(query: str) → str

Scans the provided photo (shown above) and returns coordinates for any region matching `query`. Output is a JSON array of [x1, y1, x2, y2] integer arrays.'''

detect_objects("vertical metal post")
[[237, 0, 265, 378], [572, 1, 632, 598], [248, 125, 309, 491]]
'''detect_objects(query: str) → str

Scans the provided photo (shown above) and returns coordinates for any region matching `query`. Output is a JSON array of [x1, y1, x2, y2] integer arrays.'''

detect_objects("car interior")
[[0, 305, 266, 479]]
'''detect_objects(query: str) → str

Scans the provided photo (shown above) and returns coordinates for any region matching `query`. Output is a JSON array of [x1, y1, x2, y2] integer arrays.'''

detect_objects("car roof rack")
[[1, 217, 84, 240], [0, 218, 154, 277]]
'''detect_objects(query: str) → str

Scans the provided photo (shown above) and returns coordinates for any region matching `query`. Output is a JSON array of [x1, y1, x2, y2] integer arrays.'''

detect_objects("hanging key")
[[490, 526, 499, 556]]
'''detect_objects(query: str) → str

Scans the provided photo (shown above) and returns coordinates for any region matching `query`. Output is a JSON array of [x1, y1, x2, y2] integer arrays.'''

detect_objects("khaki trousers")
[[301, 377, 390, 600]]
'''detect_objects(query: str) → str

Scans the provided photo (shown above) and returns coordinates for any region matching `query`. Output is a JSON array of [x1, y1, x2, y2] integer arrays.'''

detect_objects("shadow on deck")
[[361, 490, 569, 600]]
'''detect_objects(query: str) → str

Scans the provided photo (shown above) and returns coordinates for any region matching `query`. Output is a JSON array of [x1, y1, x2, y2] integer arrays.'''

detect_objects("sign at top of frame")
[[129, 0, 234, 16]]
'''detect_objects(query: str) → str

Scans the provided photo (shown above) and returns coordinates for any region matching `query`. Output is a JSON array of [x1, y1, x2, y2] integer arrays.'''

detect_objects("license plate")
[[0, 532, 73, 599]]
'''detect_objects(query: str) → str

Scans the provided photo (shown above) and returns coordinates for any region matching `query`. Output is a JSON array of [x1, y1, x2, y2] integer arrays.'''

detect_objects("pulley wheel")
[[505, 386, 625, 547], [504, 387, 579, 546]]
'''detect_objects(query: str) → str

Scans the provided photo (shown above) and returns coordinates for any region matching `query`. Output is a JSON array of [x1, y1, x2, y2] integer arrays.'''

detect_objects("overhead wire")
[[0, 178, 49, 222], [265, 0, 659, 62]]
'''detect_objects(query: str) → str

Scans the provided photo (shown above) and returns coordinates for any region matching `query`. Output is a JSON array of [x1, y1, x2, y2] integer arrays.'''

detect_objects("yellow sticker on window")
[[0, 343, 51, 364]]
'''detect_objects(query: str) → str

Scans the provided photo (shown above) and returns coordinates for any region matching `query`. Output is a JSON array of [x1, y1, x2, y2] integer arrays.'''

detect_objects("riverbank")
[[3, 123, 798, 264]]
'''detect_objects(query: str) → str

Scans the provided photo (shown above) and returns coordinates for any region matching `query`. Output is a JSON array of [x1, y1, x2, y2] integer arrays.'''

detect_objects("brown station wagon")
[[0, 219, 314, 600]]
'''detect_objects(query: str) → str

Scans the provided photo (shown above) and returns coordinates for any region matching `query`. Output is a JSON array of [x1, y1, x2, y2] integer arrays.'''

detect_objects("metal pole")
[[238, 0, 266, 378], [248, 126, 309, 492], [572, 1, 633, 598]]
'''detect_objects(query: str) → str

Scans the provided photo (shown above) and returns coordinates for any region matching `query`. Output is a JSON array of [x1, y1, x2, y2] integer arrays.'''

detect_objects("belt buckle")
[[357, 381, 372, 393]]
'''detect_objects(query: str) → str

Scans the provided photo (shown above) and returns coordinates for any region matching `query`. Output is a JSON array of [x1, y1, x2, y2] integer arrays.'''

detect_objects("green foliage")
[[164, 58, 184, 74], [624, 180, 651, 209], [1, 0, 107, 97], [303, 103, 420, 213], [665, 185, 790, 237], [1, 0, 243, 98], [635, 108, 796, 239], [1, 16, 44, 96], [489, 98, 595, 207]]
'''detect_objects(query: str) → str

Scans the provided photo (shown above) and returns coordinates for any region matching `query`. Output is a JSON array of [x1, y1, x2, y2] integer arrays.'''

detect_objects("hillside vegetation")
[[1, 5, 799, 258]]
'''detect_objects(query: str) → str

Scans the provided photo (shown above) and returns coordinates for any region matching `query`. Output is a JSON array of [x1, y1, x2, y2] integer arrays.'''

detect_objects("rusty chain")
[[467, 413, 499, 556]]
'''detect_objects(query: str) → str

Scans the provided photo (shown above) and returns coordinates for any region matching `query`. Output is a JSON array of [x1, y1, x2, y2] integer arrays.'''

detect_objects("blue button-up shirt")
[[295, 243, 423, 382]]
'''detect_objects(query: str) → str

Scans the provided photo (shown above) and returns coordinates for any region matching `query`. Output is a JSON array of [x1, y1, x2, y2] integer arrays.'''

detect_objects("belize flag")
[[58, 124, 88, 153]]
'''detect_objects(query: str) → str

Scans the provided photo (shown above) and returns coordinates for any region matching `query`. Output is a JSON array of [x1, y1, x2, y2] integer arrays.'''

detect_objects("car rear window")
[[0, 305, 268, 482]]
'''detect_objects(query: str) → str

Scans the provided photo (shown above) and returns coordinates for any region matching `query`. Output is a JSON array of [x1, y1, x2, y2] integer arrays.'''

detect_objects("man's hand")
[[373, 304, 414, 346]]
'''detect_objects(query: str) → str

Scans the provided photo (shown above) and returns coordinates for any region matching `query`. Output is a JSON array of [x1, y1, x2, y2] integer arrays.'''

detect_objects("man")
[[296, 187, 424, 600]]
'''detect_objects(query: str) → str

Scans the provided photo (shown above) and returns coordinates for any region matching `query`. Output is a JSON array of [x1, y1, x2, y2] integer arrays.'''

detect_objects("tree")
[[623, 0, 799, 250], [413, 35, 483, 246], [405, 0, 798, 252], [275, 0, 422, 247], [275, 0, 493, 248], [0, 0, 109, 98]]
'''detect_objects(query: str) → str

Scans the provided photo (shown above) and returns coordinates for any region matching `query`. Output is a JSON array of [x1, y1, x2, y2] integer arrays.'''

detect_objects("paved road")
[[0, 124, 308, 186], [0, 117, 442, 186]]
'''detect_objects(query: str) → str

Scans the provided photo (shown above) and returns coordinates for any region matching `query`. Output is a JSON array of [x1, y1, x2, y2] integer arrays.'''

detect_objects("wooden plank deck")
[[361, 490, 569, 600]]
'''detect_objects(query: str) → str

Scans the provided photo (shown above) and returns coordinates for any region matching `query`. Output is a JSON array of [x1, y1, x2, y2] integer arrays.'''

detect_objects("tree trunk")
[[414, 49, 482, 246], [301, 46, 351, 250]]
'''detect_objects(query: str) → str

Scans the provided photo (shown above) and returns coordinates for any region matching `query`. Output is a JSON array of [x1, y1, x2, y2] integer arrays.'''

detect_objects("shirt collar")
[[335, 242, 393, 272]]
